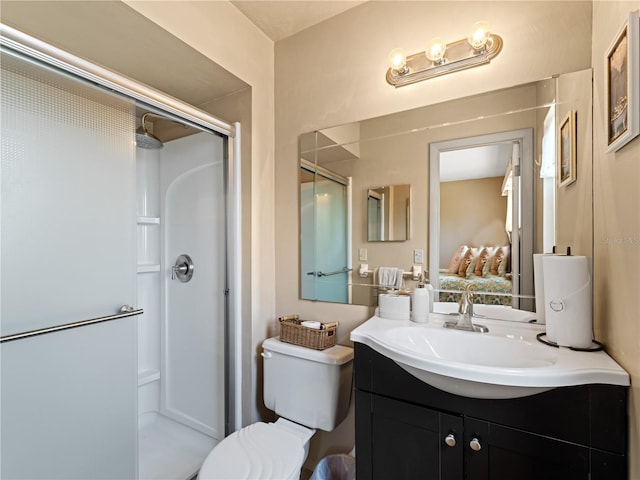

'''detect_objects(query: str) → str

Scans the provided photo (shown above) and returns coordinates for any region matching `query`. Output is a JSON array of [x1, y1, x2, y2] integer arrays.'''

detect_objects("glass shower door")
[[0, 49, 138, 479], [312, 177, 349, 303]]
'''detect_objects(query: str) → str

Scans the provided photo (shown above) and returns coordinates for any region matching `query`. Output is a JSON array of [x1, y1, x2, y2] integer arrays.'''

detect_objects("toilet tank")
[[262, 337, 353, 432]]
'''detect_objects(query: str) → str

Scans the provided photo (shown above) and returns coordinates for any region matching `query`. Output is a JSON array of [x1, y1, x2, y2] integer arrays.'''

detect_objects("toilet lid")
[[198, 422, 306, 480]]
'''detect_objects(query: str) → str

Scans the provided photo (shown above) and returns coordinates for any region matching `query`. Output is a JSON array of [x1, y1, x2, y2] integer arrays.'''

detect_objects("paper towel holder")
[[536, 332, 604, 352]]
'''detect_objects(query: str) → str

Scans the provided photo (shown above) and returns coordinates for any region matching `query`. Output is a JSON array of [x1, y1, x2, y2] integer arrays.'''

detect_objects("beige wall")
[[275, 0, 592, 467], [555, 69, 594, 260], [440, 177, 509, 268], [591, 3, 640, 478]]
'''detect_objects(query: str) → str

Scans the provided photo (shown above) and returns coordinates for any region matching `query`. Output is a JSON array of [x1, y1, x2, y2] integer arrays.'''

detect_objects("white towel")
[[377, 267, 404, 289], [301, 321, 322, 330]]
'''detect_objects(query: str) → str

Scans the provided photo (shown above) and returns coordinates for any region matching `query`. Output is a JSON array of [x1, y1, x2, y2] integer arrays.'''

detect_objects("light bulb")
[[425, 38, 446, 64], [468, 21, 491, 51], [387, 48, 408, 73]]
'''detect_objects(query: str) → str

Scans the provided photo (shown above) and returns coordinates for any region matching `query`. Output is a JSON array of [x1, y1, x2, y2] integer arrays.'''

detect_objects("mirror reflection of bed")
[[438, 143, 515, 306]]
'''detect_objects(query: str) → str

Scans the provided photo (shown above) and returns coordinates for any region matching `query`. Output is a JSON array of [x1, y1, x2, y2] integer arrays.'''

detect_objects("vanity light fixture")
[[386, 22, 503, 88]]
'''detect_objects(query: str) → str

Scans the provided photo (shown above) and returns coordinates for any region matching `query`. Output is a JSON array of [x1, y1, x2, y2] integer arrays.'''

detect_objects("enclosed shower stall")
[[136, 124, 227, 479], [0, 25, 241, 480]]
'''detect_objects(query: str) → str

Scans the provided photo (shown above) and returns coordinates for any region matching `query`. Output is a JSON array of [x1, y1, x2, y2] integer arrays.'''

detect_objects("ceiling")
[[230, 0, 366, 42], [1, 0, 367, 108], [440, 144, 513, 183], [0, 1, 250, 108]]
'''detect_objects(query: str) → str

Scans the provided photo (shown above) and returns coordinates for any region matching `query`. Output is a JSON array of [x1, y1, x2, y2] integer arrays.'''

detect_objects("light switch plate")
[[413, 249, 424, 264], [359, 248, 368, 261]]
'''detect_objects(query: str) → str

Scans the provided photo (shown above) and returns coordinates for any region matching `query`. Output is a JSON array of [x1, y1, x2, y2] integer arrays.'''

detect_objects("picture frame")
[[558, 110, 576, 188], [605, 10, 639, 152]]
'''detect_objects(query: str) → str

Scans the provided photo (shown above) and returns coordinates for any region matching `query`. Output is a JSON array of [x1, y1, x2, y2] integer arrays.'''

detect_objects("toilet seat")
[[198, 420, 312, 480]]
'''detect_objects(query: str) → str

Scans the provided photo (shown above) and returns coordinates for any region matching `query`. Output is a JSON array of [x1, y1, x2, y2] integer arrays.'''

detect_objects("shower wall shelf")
[[138, 369, 161, 386], [137, 216, 160, 225], [137, 264, 161, 273]]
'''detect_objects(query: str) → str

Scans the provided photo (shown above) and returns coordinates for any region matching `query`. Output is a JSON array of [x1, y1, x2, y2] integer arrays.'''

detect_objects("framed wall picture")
[[605, 10, 639, 152], [558, 110, 576, 188]]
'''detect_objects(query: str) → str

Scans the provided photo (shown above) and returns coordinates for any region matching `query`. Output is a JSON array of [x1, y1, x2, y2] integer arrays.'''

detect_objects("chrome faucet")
[[443, 285, 489, 333], [457, 286, 475, 329]]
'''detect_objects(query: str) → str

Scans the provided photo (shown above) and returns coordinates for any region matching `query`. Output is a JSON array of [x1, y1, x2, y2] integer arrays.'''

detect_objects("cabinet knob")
[[444, 433, 456, 447], [469, 437, 482, 451]]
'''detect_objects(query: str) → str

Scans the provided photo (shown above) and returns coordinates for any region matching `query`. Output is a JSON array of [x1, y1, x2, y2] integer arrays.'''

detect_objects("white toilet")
[[198, 336, 354, 479]]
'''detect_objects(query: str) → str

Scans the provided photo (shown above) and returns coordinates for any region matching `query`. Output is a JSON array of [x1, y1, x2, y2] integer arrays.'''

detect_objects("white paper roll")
[[378, 293, 410, 320], [542, 255, 592, 348], [411, 288, 429, 323]]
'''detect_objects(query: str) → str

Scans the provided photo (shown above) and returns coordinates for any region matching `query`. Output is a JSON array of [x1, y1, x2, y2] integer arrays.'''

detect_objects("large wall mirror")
[[299, 69, 593, 311]]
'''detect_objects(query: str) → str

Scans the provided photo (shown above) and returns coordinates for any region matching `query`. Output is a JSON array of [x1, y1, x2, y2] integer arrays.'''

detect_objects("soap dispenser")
[[411, 273, 433, 323]]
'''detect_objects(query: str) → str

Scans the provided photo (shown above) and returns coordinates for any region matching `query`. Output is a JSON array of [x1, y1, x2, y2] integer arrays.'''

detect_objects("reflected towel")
[[377, 267, 404, 289]]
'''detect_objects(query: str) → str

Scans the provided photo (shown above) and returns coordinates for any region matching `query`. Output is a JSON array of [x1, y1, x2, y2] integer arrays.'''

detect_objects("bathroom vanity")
[[351, 314, 629, 480], [354, 344, 627, 479]]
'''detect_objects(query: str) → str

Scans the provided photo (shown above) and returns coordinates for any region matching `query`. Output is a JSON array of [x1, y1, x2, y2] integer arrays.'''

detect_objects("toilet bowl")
[[198, 336, 354, 479], [199, 418, 314, 479]]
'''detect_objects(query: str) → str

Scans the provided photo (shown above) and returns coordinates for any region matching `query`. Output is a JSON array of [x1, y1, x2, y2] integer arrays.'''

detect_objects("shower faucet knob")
[[171, 254, 194, 282]]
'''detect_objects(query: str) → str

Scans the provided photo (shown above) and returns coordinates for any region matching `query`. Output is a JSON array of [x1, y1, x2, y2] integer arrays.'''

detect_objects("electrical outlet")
[[359, 248, 368, 261], [413, 249, 424, 264]]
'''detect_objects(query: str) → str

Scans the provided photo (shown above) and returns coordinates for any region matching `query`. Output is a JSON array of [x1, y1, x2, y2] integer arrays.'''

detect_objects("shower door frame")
[[0, 24, 244, 435]]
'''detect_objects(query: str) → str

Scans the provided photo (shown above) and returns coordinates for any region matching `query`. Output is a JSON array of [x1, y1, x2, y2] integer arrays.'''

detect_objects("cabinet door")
[[465, 418, 590, 480], [367, 393, 462, 480]]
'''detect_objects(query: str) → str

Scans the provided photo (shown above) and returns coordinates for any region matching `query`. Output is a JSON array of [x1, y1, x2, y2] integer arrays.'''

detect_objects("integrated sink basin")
[[350, 311, 629, 399], [383, 325, 557, 369]]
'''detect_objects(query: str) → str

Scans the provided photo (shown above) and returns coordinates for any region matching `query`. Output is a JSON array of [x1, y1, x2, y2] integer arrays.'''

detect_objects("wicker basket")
[[278, 315, 338, 350]]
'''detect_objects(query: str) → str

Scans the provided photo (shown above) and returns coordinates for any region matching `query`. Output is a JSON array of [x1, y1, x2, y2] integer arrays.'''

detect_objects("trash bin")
[[310, 454, 356, 480]]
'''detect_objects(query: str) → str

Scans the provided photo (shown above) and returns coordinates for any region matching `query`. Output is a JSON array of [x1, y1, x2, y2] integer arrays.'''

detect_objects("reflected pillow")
[[482, 256, 492, 276], [498, 245, 511, 276], [490, 247, 506, 275], [466, 256, 478, 277], [465, 247, 483, 276], [474, 248, 490, 276], [448, 245, 468, 273], [458, 249, 474, 278]]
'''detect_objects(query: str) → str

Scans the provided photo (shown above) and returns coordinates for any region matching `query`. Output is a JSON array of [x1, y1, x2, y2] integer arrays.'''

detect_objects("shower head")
[[136, 113, 164, 149]]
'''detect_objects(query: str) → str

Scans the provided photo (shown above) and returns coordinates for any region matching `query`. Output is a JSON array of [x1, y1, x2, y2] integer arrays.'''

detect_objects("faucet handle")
[[465, 283, 474, 296]]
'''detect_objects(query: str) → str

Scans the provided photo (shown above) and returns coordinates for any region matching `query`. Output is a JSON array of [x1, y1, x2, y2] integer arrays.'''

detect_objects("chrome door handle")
[[120, 305, 135, 313]]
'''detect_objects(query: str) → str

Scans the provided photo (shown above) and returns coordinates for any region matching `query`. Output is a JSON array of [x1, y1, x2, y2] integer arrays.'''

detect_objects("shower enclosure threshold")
[[139, 412, 217, 480]]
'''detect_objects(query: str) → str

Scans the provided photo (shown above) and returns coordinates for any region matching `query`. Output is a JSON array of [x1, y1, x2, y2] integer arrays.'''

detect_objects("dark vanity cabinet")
[[354, 344, 628, 480]]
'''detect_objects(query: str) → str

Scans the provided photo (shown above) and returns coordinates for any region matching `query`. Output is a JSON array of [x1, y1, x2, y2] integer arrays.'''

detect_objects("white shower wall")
[[136, 131, 225, 480], [160, 132, 225, 439], [137, 147, 162, 415]]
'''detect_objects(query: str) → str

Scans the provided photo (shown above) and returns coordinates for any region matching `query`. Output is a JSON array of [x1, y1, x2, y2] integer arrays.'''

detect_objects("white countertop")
[[350, 313, 629, 399]]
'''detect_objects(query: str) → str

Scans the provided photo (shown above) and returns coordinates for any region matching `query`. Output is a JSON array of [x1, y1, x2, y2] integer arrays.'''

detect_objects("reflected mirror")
[[367, 184, 411, 241], [429, 128, 535, 311], [299, 69, 593, 315]]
